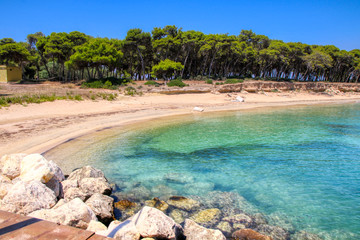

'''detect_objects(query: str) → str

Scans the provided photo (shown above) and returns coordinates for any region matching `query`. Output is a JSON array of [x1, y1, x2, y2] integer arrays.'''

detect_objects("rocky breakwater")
[[0, 154, 322, 239]]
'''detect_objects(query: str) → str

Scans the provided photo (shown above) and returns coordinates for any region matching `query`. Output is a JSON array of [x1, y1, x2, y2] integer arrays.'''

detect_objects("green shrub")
[[124, 86, 142, 96], [167, 79, 186, 88], [224, 79, 244, 84], [144, 80, 160, 86], [206, 79, 213, 84]]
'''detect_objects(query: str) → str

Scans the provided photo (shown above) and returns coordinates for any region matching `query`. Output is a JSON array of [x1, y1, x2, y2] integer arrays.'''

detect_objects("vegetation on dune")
[[0, 27, 359, 83], [0, 92, 118, 108]]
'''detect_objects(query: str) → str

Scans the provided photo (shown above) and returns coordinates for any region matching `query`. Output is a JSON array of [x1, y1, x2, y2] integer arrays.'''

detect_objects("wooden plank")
[[0, 210, 111, 239]]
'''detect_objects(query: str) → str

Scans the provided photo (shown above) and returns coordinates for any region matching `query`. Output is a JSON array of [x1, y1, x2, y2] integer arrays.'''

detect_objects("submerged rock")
[[0, 180, 56, 215], [255, 224, 290, 240], [190, 208, 221, 226], [232, 228, 273, 240], [164, 173, 195, 184], [0, 153, 26, 180], [216, 221, 233, 237], [145, 197, 169, 212], [183, 182, 215, 195], [151, 184, 177, 198], [292, 230, 323, 240], [170, 209, 188, 224], [167, 196, 200, 211], [114, 199, 141, 221], [86, 193, 114, 225], [28, 198, 97, 229], [183, 219, 226, 240], [223, 213, 254, 228]]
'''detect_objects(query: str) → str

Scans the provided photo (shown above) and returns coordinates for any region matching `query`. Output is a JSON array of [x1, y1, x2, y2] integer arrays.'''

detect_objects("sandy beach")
[[1, 90, 360, 157]]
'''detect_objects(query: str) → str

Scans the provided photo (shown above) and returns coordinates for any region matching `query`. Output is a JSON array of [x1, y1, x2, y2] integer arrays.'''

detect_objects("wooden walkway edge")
[[0, 210, 112, 240]]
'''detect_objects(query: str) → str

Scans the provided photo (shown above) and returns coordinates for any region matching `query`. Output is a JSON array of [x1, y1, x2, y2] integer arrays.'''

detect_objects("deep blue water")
[[47, 103, 360, 239]]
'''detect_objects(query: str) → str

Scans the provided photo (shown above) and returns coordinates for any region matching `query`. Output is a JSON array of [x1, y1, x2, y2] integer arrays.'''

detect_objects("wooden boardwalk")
[[0, 210, 112, 240]]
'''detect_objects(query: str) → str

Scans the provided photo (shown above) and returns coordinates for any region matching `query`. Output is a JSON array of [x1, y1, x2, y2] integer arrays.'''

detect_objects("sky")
[[1, 0, 359, 51]]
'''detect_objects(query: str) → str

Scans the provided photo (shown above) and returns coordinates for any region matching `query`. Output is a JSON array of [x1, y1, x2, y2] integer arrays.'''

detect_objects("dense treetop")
[[0, 26, 359, 82]]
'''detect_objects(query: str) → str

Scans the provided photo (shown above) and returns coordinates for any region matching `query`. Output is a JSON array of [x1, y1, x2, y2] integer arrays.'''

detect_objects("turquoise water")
[[47, 104, 360, 239]]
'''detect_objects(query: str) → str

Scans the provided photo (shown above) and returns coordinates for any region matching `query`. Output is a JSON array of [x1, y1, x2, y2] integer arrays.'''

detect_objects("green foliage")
[[1, 28, 358, 83], [224, 79, 244, 84], [167, 79, 186, 87], [144, 80, 160, 86], [124, 86, 142, 96], [152, 59, 184, 80], [81, 77, 130, 89], [206, 79, 213, 84]]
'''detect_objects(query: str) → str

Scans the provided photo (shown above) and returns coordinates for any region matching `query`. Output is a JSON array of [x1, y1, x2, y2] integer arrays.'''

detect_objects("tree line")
[[0, 26, 359, 82]]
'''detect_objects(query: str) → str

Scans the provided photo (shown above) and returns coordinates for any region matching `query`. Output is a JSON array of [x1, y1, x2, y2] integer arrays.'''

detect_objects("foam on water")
[[45, 104, 360, 239]]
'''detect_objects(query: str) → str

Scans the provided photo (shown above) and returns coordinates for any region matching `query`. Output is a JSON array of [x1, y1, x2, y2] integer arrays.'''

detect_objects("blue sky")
[[1, 0, 359, 50]]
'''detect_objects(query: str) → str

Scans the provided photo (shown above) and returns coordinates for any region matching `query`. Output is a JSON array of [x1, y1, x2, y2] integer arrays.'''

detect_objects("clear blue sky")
[[1, 0, 359, 50]]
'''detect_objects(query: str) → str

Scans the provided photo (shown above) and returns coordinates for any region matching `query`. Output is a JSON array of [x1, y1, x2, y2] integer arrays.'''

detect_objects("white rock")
[[0, 180, 56, 215], [0, 174, 13, 199], [67, 166, 105, 182], [29, 198, 97, 229], [107, 219, 141, 240], [80, 177, 112, 198], [193, 107, 204, 112], [61, 179, 79, 192], [0, 153, 26, 179], [64, 187, 87, 202], [20, 154, 55, 183], [85, 193, 114, 225], [132, 206, 182, 239], [236, 96, 245, 102], [183, 219, 226, 240], [87, 220, 107, 232]]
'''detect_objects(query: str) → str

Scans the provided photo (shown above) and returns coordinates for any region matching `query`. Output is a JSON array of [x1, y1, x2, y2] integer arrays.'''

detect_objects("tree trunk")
[[137, 47, 146, 80]]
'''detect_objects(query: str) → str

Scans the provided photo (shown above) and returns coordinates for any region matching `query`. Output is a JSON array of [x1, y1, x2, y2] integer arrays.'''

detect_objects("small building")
[[0, 65, 22, 83]]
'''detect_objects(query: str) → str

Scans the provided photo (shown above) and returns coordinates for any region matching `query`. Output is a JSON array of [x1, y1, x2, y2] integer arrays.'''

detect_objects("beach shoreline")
[[1, 91, 360, 157]]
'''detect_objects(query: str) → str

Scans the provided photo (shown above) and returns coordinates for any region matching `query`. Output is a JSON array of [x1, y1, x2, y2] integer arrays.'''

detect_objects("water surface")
[[46, 104, 360, 239]]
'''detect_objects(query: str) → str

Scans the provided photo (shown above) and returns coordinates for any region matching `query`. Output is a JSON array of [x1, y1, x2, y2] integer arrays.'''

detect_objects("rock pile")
[[0, 153, 323, 240]]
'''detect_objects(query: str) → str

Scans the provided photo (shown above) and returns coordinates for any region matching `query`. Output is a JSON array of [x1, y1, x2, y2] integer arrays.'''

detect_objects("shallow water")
[[46, 104, 360, 239]]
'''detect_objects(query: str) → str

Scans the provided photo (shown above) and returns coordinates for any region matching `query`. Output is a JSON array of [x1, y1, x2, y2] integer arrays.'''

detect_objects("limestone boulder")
[[232, 228, 273, 240], [19, 154, 54, 183], [0, 153, 26, 179], [106, 219, 141, 240], [67, 166, 105, 181], [29, 198, 97, 229], [0, 180, 56, 215], [85, 193, 114, 225], [167, 196, 200, 211], [64, 187, 87, 202], [133, 206, 183, 239], [61, 179, 79, 192], [79, 177, 112, 198], [183, 219, 226, 240], [0, 174, 13, 199], [86, 220, 107, 232]]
